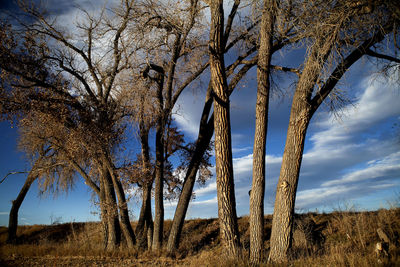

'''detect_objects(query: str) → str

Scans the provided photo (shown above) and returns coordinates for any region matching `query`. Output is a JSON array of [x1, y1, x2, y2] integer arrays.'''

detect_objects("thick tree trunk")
[[209, 0, 240, 257], [103, 153, 136, 248], [268, 29, 387, 262], [136, 127, 154, 249], [152, 116, 165, 250], [268, 36, 334, 262], [267, 104, 311, 262], [136, 180, 153, 248], [107, 166, 136, 248], [147, 217, 154, 250], [7, 171, 38, 244], [101, 165, 121, 249], [99, 178, 109, 249], [249, 0, 274, 263]]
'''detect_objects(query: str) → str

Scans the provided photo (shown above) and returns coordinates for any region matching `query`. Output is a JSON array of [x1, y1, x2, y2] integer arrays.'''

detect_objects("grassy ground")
[[0, 208, 399, 266]]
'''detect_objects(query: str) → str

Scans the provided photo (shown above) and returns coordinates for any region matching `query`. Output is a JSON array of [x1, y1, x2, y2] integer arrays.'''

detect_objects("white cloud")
[[194, 182, 217, 198], [312, 77, 400, 147], [173, 112, 200, 138], [232, 146, 253, 154], [322, 151, 400, 187], [172, 90, 207, 139], [0, 211, 9, 215], [191, 196, 218, 206], [233, 154, 253, 176]]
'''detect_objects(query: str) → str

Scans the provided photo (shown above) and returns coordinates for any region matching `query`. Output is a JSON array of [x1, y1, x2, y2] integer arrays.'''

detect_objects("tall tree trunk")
[[166, 87, 214, 254], [152, 115, 165, 250], [268, 35, 335, 262], [147, 216, 154, 250], [99, 178, 109, 249], [268, 29, 388, 262], [103, 153, 136, 248], [136, 179, 153, 249], [106, 164, 136, 248], [249, 0, 274, 264], [7, 169, 38, 244], [101, 164, 121, 249], [209, 0, 240, 257], [268, 89, 312, 262]]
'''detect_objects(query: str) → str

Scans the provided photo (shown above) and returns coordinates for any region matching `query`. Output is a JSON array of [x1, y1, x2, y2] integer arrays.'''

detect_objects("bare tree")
[[0, 0, 139, 249], [134, 0, 209, 250]]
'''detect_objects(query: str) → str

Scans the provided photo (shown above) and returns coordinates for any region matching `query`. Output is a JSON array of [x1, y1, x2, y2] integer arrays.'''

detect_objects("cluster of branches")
[[0, 0, 399, 264]]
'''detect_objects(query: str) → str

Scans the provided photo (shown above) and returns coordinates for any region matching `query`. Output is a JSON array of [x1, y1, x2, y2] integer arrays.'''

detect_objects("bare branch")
[[366, 48, 400, 64], [0, 171, 29, 184], [271, 65, 301, 76]]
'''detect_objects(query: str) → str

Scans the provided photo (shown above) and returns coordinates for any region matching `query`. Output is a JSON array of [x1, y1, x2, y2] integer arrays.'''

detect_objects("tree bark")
[[152, 114, 165, 250], [136, 179, 153, 247], [99, 177, 109, 249], [166, 87, 214, 254], [209, 0, 240, 257], [101, 164, 121, 249], [267, 23, 390, 262], [106, 163, 136, 248], [136, 127, 154, 249], [268, 33, 336, 262], [249, 0, 274, 264], [7, 169, 38, 244]]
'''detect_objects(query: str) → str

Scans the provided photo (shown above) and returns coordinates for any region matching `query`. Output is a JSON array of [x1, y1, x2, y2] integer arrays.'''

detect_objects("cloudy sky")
[[0, 1, 399, 226]]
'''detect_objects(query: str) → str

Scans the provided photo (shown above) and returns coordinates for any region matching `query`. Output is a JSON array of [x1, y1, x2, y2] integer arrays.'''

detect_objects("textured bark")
[[102, 153, 136, 248], [101, 165, 121, 249], [107, 165, 136, 248], [166, 87, 214, 254], [209, 0, 240, 257], [268, 25, 388, 262], [136, 127, 154, 250], [249, 0, 274, 263], [136, 180, 153, 247], [99, 178, 109, 249], [268, 24, 341, 262], [147, 217, 154, 250], [7, 170, 38, 244], [152, 114, 165, 250], [268, 45, 326, 262]]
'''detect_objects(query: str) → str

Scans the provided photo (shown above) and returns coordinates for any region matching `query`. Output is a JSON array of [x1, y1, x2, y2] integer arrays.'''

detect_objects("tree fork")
[[209, 0, 241, 257]]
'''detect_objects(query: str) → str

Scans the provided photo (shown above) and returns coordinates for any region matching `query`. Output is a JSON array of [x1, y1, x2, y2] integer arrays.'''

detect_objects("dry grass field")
[[0, 208, 399, 266]]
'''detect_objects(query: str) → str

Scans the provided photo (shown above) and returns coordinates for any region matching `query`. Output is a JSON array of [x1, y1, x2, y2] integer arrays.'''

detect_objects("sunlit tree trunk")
[[249, 0, 274, 263], [268, 27, 390, 262], [268, 29, 341, 262], [209, 0, 240, 257]]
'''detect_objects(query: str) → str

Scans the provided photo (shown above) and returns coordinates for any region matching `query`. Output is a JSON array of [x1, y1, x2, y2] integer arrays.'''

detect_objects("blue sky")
[[1, 1, 399, 226]]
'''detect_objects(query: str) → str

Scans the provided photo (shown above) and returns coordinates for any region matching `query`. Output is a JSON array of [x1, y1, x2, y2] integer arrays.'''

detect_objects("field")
[[0, 208, 399, 266]]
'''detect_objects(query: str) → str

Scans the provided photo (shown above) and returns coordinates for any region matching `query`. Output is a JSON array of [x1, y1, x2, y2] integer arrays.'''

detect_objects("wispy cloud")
[[322, 152, 400, 187]]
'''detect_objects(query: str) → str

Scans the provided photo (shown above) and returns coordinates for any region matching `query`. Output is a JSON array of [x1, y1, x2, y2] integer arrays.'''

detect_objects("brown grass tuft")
[[0, 208, 399, 266]]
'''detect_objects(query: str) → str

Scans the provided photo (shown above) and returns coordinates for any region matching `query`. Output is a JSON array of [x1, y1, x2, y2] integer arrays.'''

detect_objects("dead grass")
[[0, 208, 399, 266]]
